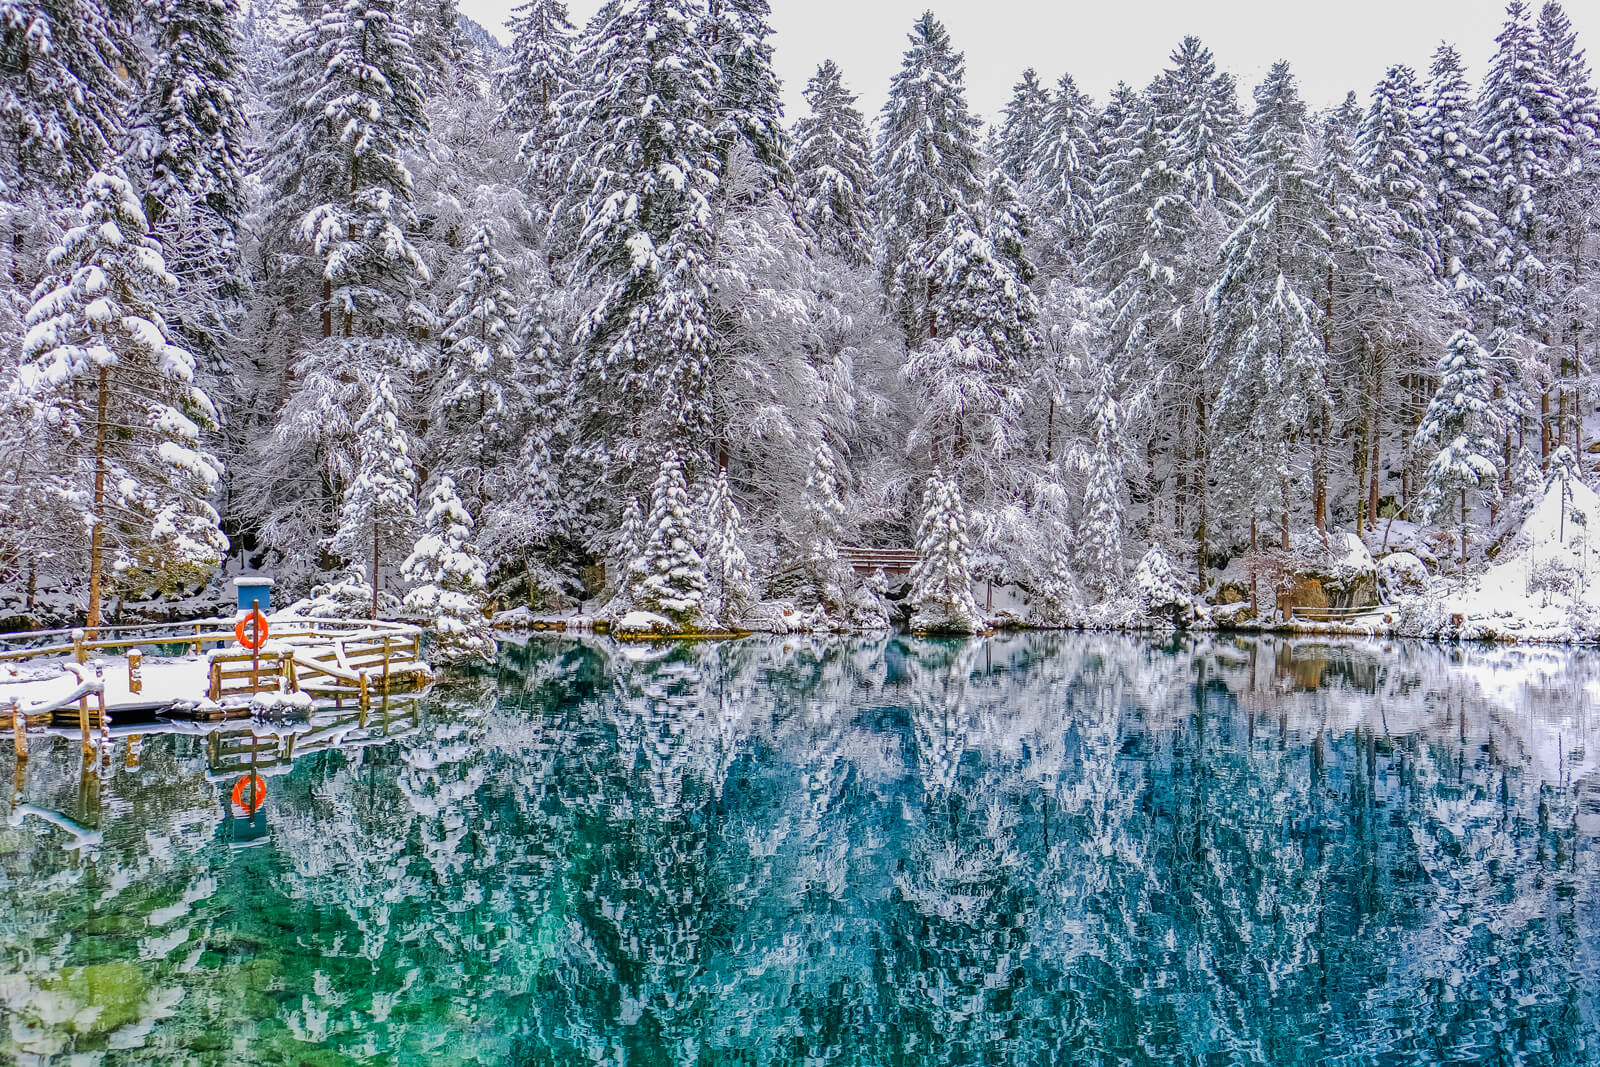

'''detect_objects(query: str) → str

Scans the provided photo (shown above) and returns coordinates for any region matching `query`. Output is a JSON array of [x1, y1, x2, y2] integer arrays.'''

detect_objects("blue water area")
[[1, 633, 1597, 1064]]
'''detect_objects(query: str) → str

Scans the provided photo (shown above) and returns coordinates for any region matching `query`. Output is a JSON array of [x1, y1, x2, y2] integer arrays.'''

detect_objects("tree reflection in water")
[[1, 633, 1595, 1065]]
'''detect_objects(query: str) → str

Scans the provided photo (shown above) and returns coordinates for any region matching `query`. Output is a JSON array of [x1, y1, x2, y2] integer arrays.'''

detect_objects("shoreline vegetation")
[[1, 2, 1597, 660]]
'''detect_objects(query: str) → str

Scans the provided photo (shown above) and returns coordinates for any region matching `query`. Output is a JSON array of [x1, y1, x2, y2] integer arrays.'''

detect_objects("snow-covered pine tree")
[[908, 469, 983, 634], [140, 0, 249, 230], [793, 59, 875, 265], [15, 170, 227, 628], [707, 0, 787, 193], [1079, 367, 1126, 599], [1207, 61, 1333, 543], [701, 466, 755, 625], [874, 11, 983, 347], [0, 0, 136, 195], [484, 280, 569, 558], [333, 375, 418, 618], [1360, 64, 1438, 273], [265, 0, 430, 341], [1089, 84, 1191, 376], [903, 204, 1036, 492], [1422, 44, 1500, 300], [404, 0, 476, 98], [1417, 329, 1504, 567], [1480, 0, 1567, 349], [1535, 1, 1598, 455], [799, 439, 851, 613], [497, 0, 573, 191], [561, 0, 722, 480], [433, 223, 525, 508], [1152, 36, 1246, 211], [402, 477, 495, 662], [1134, 544, 1190, 624], [996, 68, 1050, 186], [139, 8, 251, 399], [633, 447, 709, 629], [1029, 72, 1097, 271]]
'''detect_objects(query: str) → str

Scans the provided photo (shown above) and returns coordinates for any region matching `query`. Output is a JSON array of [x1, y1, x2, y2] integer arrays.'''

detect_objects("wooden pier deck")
[[2, 617, 433, 752]]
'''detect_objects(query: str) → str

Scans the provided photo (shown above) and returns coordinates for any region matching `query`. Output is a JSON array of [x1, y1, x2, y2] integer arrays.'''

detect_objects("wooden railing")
[[1289, 604, 1389, 623], [0, 615, 421, 664], [838, 547, 921, 575]]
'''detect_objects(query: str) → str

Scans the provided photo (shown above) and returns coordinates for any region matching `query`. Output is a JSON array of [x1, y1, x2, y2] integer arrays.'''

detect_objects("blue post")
[[234, 577, 274, 615]]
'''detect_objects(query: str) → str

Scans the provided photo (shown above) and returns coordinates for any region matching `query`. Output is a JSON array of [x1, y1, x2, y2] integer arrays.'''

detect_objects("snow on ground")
[[1, 653, 216, 719], [1424, 473, 1600, 643]]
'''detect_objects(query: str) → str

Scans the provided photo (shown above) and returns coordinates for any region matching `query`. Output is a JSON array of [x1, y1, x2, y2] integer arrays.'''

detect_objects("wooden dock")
[[2, 616, 433, 743]]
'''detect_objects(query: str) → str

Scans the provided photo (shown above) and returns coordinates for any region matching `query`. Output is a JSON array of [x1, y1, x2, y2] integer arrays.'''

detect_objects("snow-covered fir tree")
[[497, 0, 572, 190], [1079, 367, 1127, 598], [874, 11, 983, 346], [1421, 43, 1500, 299], [1029, 72, 1097, 270], [1207, 60, 1333, 544], [799, 440, 851, 613], [139, 0, 249, 229], [1134, 543, 1190, 624], [432, 222, 524, 507], [995, 68, 1050, 185], [908, 469, 983, 634], [630, 447, 709, 629], [1416, 329, 1504, 566], [402, 477, 495, 662], [707, 0, 786, 191], [265, 0, 429, 340], [0, 0, 137, 196], [1360, 64, 1438, 272], [793, 59, 875, 265], [333, 376, 418, 618], [13, 170, 227, 627], [701, 467, 755, 625], [1480, 0, 1566, 345], [561, 0, 722, 480]]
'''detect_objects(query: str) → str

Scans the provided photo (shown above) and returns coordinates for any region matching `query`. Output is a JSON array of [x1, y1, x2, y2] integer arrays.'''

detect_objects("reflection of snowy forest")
[[3, 634, 1596, 1063]]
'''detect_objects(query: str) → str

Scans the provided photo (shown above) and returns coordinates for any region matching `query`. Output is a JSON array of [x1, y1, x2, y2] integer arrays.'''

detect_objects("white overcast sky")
[[460, 1, 1600, 125]]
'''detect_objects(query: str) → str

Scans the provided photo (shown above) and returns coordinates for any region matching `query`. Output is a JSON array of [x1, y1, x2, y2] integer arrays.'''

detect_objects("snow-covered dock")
[[1, 616, 433, 737]]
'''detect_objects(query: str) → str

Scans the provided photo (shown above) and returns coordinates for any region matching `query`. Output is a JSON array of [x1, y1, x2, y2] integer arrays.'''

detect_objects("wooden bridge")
[[838, 547, 921, 575]]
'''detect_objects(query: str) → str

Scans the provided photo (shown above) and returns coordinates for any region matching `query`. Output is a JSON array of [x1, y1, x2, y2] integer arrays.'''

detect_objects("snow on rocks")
[[1402, 467, 1600, 643]]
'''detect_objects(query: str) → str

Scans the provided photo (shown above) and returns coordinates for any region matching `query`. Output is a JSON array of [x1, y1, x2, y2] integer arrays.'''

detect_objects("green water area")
[[2, 633, 1596, 1064]]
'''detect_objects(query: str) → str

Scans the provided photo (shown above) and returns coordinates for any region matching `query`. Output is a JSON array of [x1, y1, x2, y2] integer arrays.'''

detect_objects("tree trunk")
[[1195, 393, 1208, 581], [86, 366, 111, 637], [1313, 405, 1328, 540], [322, 278, 333, 339], [1459, 489, 1468, 569], [371, 525, 380, 621], [1280, 477, 1290, 551]]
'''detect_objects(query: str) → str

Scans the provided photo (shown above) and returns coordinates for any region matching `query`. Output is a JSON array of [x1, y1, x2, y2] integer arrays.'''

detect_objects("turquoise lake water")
[[2, 633, 1597, 1064]]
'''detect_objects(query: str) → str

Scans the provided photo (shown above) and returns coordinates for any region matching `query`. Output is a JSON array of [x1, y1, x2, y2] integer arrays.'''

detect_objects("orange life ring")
[[235, 609, 269, 650], [231, 773, 266, 814]]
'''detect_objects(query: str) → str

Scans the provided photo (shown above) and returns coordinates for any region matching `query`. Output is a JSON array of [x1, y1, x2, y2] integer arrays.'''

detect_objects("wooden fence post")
[[78, 694, 92, 756], [382, 635, 390, 690], [127, 648, 143, 694], [97, 692, 110, 757], [192, 623, 203, 656], [209, 661, 221, 703], [72, 628, 87, 664], [11, 698, 25, 762]]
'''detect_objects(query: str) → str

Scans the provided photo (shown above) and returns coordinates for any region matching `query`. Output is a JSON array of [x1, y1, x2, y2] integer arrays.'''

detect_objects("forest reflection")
[[2, 633, 1596, 1065]]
